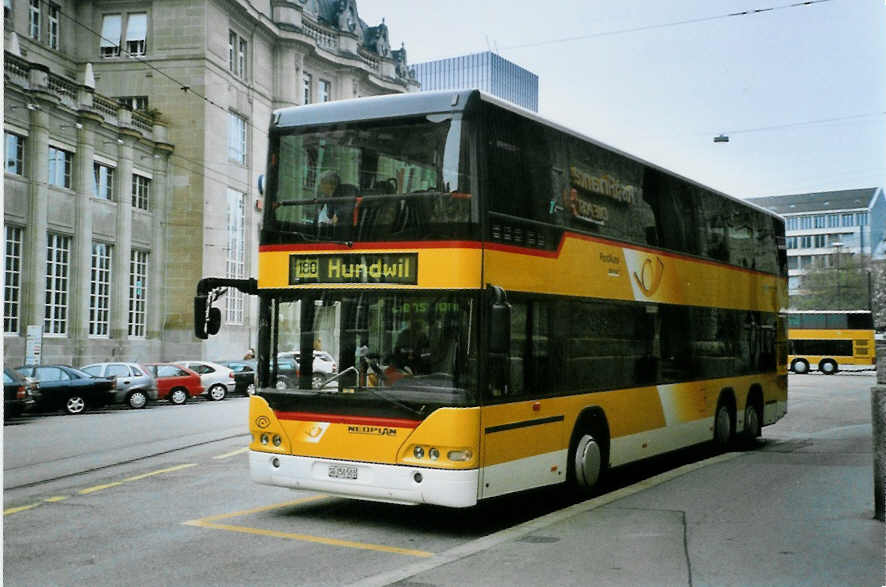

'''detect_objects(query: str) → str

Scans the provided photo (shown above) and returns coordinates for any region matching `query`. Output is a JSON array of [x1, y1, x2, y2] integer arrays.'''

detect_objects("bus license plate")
[[328, 464, 358, 480]]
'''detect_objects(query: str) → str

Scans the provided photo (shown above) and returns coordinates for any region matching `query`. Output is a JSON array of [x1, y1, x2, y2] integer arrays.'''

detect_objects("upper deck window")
[[265, 115, 477, 244]]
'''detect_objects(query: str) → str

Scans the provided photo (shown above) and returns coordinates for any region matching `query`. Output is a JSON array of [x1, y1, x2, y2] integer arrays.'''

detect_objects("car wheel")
[[312, 374, 324, 388], [246, 383, 256, 396], [127, 390, 148, 409], [169, 388, 188, 405], [65, 395, 87, 415], [208, 384, 227, 401], [275, 379, 287, 390]]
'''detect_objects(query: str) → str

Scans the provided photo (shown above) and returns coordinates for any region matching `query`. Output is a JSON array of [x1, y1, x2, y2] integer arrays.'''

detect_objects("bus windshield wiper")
[[317, 366, 424, 417]]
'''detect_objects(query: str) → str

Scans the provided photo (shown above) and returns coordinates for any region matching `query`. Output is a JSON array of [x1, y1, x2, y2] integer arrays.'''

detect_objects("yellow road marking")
[[80, 463, 197, 495], [121, 463, 197, 482], [183, 495, 433, 558], [4, 503, 40, 515], [184, 519, 433, 558], [213, 447, 249, 460], [79, 481, 123, 495], [44, 496, 68, 503]]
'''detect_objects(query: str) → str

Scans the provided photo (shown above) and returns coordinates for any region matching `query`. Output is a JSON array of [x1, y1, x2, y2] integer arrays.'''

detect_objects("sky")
[[358, 0, 886, 199]]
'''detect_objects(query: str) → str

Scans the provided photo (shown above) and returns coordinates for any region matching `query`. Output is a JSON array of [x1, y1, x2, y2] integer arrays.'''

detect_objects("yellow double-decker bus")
[[195, 90, 788, 507], [786, 310, 875, 374]]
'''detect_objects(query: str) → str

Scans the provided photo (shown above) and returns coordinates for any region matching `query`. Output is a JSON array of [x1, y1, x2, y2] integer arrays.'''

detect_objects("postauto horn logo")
[[633, 256, 664, 297]]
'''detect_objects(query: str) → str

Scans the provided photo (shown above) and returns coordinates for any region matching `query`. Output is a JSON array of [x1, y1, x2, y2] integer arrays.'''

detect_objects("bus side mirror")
[[487, 285, 511, 356], [194, 295, 222, 339]]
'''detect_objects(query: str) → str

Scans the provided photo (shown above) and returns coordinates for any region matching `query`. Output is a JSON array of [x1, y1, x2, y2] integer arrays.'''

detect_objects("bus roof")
[[272, 89, 783, 222]]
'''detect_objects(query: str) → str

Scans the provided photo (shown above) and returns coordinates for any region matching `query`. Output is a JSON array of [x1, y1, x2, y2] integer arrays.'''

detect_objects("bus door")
[[481, 293, 565, 499]]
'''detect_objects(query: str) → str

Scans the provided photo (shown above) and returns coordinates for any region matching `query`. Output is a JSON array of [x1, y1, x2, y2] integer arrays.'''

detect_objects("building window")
[[48, 146, 73, 188], [786, 217, 798, 231], [827, 214, 839, 228], [813, 234, 826, 248], [856, 212, 868, 226], [47, 3, 59, 49], [132, 174, 150, 210], [125, 13, 147, 56], [226, 189, 246, 324], [786, 256, 798, 270], [5, 132, 25, 175], [93, 162, 115, 200], [128, 250, 148, 337], [4, 225, 23, 335], [229, 30, 247, 78], [319, 79, 331, 102], [117, 95, 149, 111], [29, 0, 39, 40], [228, 112, 246, 164], [303, 72, 312, 104], [813, 214, 825, 229], [89, 242, 112, 337], [5, 0, 12, 21], [799, 216, 812, 230], [785, 236, 796, 249], [100, 14, 122, 57], [841, 213, 854, 227], [45, 233, 71, 335], [799, 236, 812, 249]]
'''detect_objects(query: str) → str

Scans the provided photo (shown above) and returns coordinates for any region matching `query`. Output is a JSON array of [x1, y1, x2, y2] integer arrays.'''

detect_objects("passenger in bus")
[[394, 319, 430, 374], [317, 172, 341, 224]]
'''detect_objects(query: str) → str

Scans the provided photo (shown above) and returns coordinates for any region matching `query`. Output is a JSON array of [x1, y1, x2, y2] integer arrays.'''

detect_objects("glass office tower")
[[412, 51, 539, 112]]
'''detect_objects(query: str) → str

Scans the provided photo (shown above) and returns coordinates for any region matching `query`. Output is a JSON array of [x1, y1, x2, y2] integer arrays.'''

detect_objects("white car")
[[173, 360, 235, 401], [278, 351, 338, 387]]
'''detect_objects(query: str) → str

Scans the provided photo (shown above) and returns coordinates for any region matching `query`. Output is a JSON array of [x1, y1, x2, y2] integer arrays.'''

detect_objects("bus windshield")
[[269, 291, 479, 406], [265, 115, 477, 243]]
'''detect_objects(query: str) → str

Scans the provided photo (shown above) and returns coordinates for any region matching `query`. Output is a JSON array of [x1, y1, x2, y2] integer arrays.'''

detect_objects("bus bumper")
[[249, 451, 480, 508]]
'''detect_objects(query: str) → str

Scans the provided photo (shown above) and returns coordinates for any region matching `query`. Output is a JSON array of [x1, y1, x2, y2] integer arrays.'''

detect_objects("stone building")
[[4, 0, 417, 366]]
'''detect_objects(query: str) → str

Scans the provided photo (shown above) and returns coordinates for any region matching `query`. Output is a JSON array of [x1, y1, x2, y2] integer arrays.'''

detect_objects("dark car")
[[215, 360, 257, 395], [4, 367, 36, 418], [15, 365, 116, 415]]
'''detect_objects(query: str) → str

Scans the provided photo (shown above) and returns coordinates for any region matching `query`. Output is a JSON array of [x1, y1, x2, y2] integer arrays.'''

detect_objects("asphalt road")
[[2, 372, 877, 586]]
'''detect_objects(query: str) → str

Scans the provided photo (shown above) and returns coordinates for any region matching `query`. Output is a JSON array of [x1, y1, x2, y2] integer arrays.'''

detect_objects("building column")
[[70, 116, 99, 365], [110, 132, 135, 353], [148, 144, 172, 350], [22, 97, 52, 337]]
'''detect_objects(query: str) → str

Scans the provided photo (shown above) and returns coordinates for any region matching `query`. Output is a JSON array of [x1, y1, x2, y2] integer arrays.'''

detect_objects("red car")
[[143, 363, 204, 405]]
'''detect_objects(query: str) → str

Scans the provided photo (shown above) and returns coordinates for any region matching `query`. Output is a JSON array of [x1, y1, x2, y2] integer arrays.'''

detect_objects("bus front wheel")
[[819, 359, 838, 375], [791, 359, 809, 374]]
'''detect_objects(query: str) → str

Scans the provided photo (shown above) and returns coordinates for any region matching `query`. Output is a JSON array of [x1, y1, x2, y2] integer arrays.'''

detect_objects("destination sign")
[[289, 253, 418, 285]]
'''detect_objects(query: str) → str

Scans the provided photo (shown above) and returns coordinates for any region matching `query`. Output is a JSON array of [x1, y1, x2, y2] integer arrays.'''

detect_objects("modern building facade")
[[412, 51, 538, 112], [4, 0, 417, 367], [747, 188, 886, 295]]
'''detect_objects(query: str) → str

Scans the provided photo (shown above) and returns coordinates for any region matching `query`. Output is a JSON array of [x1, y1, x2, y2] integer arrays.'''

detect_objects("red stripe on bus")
[[259, 241, 483, 252], [273, 411, 421, 428]]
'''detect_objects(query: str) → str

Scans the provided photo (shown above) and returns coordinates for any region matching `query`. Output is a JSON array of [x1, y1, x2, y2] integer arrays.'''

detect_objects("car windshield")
[[267, 291, 478, 405], [264, 115, 477, 244]]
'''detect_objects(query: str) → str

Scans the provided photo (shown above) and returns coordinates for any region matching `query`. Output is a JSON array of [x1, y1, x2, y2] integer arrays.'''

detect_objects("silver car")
[[174, 360, 234, 401], [80, 362, 158, 409]]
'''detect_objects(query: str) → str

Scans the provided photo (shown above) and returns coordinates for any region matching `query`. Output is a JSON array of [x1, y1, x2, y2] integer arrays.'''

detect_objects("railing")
[[92, 94, 119, 121], [131, 112, 153, 134], [48, 73, 77, 108], [303, 21, 337, 50], [4, 53, 29, 85], [358, 49, 379, 72]]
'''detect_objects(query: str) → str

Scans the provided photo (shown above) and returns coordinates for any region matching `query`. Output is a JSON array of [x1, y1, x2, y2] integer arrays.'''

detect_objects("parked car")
[[15, 365, 115, 415], [4, 366, 37, 418], [215, 360, 257, 395], [143, 363, 204, 405], [278, 350, 337, 387], [271, 356, 300, 389], [80, 362, 158, 409], [173, 361, 235, 400]]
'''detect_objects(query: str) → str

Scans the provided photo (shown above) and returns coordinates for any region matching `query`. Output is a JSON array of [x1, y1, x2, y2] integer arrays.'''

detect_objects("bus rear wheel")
[[791, 359, 809, 374], [713, 400, 734, 450], [819, 359, 838, 375]]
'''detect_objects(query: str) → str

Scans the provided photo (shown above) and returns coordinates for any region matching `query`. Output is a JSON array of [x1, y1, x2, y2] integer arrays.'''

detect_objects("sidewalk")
[[355, 424, 883, 587]]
